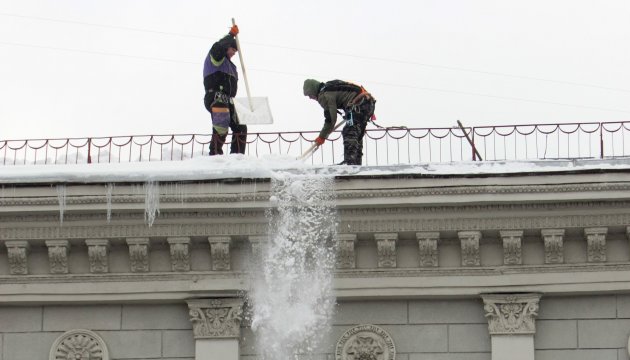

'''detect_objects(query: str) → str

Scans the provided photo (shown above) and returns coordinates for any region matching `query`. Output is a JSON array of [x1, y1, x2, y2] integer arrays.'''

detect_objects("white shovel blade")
[[234, 97, 274, 125]]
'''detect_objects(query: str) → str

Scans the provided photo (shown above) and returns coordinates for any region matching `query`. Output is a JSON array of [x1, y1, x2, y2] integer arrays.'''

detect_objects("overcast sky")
[[1, 0, 629, 140]]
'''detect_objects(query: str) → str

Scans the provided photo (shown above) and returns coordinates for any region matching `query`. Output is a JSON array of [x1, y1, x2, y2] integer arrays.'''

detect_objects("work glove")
[[314, 137, 325, 145], [229, 24, 239, 36]]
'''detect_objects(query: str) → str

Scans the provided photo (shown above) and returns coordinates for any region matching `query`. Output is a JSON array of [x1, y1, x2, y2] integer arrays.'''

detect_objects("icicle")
[[144, 181, 160, 227], [249, 172, 338, 360], [105, 183, 114, 223], [56, 184, 67, 225]]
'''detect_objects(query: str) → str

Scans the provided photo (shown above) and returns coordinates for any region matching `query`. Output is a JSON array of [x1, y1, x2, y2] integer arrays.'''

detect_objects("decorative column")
[[187, 298, 244, 360], [499, 230, 523, 265], [86, 239, 110, 273], [584, 227, 607, 263], [481, 293, 541, 360], [458, 231, 481, 266], [45, 240, 70, 274], [337, 234, 357, 269], [416, 232, 439, 267], [126, 238, 150, 272], [208, 236, 231, 271], [374, 233, 398, 268], [5, 240, 29, 275], [167, 237, 191, 272], [248, 236, 267, 263], [541, 229, 564, 264]]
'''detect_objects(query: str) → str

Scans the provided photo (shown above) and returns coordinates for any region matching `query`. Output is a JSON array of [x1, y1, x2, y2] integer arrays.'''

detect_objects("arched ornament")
[[49, 329, 109, 360], [335, 324, 396, 360]]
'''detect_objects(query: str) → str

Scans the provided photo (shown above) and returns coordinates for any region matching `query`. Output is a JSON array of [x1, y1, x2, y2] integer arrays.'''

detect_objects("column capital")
[[481, 293, 541, 335], [187, 298, 244, 339]]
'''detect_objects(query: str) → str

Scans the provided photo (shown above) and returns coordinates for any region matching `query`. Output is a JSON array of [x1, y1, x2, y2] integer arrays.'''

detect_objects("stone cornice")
[[2, 182, 630, 209]]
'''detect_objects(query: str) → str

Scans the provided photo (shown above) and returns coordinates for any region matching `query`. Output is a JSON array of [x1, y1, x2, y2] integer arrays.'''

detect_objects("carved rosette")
[[167, 237, 191, 272], [542, 229, 564, 264], [86, 239, 110, 273], [126, 238, 150, 272], [187, 298, 244, 339], [5, 240, 29, 275], [49, 329, 109, 360], [45, 240, 70, 274], [458, 231, 481, 266], [375, 233, 398, 268], [337, 234, 357, 269], [416, 232, 439, 267], [209, 236, 231, 271], [335, 324, 396, 360], [585, 227, 607, 263], [500, 230, 523, 265], [481, 293, 541, 335]]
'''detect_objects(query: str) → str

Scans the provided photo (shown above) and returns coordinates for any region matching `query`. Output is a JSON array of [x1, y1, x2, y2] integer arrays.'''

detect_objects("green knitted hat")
[[303, 79, 321, 97]]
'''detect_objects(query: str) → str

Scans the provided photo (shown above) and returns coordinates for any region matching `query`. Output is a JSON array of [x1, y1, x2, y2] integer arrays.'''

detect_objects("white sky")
[[1, 0, 629, 140]]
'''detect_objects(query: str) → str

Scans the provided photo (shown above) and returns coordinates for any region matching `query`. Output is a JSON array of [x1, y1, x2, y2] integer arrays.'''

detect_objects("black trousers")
[[204, 92, 248, 155], [341, 100, 375, 165]]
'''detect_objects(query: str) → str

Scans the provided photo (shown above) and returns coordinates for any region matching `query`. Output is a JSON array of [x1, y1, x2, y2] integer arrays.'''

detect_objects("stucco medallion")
[[49, 329, 109, 360], [335, 324, 395, 360]]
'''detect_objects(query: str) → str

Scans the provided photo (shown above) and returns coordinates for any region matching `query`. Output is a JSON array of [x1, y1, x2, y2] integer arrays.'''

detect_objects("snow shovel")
[[231, 18, 274, 125], [298, 119, 347, 160]]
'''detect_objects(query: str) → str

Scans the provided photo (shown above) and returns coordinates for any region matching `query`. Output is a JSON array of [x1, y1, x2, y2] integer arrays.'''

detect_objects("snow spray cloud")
[[250, 172, 338, 360]]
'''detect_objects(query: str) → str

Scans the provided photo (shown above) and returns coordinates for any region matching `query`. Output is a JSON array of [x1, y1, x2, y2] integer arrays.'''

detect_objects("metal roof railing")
[[2, 121, 630, 166]]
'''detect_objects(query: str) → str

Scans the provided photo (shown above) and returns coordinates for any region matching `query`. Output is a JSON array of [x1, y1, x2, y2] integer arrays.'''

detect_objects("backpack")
[[320, 80, 364, 94]]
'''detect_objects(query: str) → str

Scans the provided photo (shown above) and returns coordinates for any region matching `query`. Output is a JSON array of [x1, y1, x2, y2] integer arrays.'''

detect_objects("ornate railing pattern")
[[2, 122, 629, 166]]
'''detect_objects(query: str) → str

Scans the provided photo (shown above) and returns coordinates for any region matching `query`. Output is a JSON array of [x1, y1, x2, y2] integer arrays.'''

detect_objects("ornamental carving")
[[209, 237, 231, 271], [127, 238, 150, 272], [45, 240, 69, 274], [248, 235, 268, 263], [585, 227, 607, 263], [6, 240, 29, 275], [187, 298, 244, 339], [49, 329, 109, 360], [481, 293, 541, 335], [542, 229, 564, 264], [375, 233, 397, 268], [167, 237, 191, 272], [500, 230, 523, 265], [86, 239, 110, 273], [337, 234, 357, 269], [416, 232, 439, 267], [335, 324, 396, 360], [459, 231, 481, 266]]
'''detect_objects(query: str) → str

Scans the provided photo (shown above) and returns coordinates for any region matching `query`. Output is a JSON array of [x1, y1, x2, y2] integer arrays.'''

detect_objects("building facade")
[[2, 162, 630, 359]]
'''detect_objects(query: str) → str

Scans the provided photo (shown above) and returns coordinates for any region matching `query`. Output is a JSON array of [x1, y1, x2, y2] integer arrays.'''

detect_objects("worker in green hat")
[[303, 79, 376, 165]]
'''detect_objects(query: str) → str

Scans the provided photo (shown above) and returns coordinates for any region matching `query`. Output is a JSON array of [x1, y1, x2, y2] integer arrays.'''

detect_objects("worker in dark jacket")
[[203, 24, 247, 155], [303, 79, 376, 165]]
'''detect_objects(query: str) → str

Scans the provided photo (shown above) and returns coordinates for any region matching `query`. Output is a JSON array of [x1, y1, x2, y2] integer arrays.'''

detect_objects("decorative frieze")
[[335, 324, 396, 360], [126, 238, 150, 272], [45, 240, 69, 274], [585, 227, 607, 263], [5, 240, 29, 275], [481, 293, 541, 335], [85, 239, 110, 273], [208, 236, 231, 271], [49, 329, 109, 360], [337, 234, 357, 269], [416, 232, 439, 267], [542, 229, 565, 264], [167, 237, 191, 272], [374, 233, 398, 268], [187, 298, 244, 339], [500, 230, 523, 265], [458, 231, 481, 266]]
